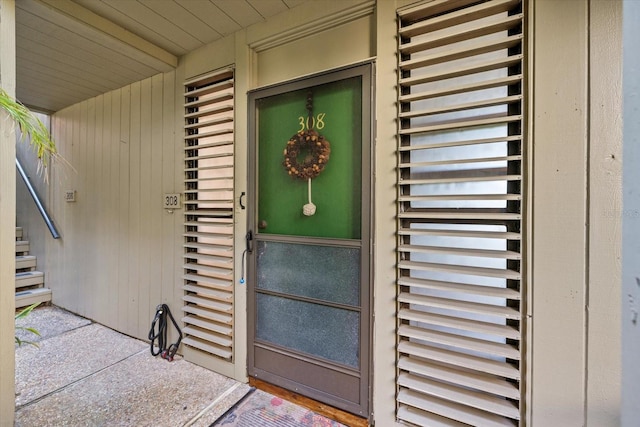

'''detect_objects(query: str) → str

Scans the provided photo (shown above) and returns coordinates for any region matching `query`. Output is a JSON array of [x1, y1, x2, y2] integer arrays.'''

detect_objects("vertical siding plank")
[[161, 71, 176, 311], [587, 0, 623, 424], [92, 96, 105, 323], [173, 71, 184, 333], [0, 2, 17, 419], [373, 0, 401, 424], [74, 101, 88, 314], [138, 78, 153, 337], [83, 97, 97, 318], [48, 110, 66, 304], [128, 81, 142, 337], [96, 92, 112, 325], [118, 86, 132, 335], [148, 74, 165, 333], [107, 89, 121, 329], [70, 106, 79, 311], [60, 107, 75, 309], [532, 1, 588, 425], [50, 110, 63, 305]]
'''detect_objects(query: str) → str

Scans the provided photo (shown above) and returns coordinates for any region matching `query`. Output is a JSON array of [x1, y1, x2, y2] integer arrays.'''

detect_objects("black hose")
[[148, 304, 183, 361]]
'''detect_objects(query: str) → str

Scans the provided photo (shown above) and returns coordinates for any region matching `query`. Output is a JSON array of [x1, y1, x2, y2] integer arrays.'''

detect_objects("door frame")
[[246, 61, 374, 418]]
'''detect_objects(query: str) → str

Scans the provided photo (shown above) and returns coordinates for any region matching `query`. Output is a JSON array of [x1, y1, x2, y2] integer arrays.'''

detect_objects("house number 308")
[[165, 195, 179, 206], [297, 113, 326, 132], [163, 193, 181, 209]]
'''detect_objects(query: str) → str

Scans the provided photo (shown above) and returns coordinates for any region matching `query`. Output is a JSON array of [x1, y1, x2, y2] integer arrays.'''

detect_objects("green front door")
[[247, 64, 372, 418]]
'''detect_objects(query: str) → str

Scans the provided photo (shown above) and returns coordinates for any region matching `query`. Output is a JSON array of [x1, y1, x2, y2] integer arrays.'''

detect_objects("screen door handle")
[[245, 230, 253, 253]]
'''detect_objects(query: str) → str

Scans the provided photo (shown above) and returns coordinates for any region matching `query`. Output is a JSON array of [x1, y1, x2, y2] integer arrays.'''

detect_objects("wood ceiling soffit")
[[15, 17, 158, 81], [22, 0, 177, 71]]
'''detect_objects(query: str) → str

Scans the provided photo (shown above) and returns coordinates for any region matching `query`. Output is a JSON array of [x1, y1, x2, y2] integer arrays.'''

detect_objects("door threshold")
[[249, 378, 369, 427]]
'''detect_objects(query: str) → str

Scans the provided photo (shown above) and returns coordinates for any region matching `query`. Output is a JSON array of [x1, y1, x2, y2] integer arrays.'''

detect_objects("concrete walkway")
[[14, 305, 251, 427]]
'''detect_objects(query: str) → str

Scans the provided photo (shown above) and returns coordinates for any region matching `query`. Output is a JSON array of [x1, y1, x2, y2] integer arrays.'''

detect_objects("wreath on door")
[[282, 91, 330, 216], [283, 129, 331, 180]]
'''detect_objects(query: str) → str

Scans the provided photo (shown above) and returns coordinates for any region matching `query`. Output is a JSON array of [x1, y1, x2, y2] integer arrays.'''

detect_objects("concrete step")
[[14, 225, 51, 307], [16, 240, 30, 255], [15, 271, 44, 289], [16, 255, 37, 270], [16, 287, 52, 308]]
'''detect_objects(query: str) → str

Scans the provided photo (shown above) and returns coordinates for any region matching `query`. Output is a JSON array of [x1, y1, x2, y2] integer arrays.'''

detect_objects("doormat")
[[213, 388, 347, 427]]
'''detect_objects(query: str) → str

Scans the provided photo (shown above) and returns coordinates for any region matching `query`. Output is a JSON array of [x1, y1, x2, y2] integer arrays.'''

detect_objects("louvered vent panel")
[[184, 69, 235, 362], [397, 1, 525, 425]]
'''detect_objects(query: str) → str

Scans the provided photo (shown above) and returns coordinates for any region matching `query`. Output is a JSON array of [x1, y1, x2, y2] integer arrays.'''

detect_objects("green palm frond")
[[15, 303, 41, 348], [0, 88, 57, 171], [15, 302, 39, 321]]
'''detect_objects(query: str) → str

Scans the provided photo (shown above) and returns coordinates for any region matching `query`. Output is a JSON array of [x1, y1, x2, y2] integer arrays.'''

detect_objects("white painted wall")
[[12, 0, 623, 425]]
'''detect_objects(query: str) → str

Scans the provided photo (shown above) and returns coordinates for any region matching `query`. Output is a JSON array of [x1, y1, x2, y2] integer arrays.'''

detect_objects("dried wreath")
[[282, 129, 331, 181]]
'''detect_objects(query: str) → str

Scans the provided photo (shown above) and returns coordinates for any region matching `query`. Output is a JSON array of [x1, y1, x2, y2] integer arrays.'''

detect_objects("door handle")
[[240, 230, 253, 285], [245, 230, 253, 253]]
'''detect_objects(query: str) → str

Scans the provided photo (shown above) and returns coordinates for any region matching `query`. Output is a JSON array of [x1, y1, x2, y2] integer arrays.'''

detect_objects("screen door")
[[247, 63, 372, 417]]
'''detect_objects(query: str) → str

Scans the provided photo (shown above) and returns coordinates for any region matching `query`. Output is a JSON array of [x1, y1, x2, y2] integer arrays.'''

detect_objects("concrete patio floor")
[[14, 305, 252, 427]]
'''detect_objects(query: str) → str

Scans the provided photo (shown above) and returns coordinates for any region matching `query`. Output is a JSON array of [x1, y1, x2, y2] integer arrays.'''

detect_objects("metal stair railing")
[[15, 157, 60, 239]]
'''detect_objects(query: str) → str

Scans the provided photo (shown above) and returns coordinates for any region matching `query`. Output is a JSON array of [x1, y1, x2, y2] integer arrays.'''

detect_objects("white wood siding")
[[48, 71, 180, 341], [587, 1, 622, 425], [530, 1, 622, 425], [530, 2, 588, 424], [0, 0, 17, 423]]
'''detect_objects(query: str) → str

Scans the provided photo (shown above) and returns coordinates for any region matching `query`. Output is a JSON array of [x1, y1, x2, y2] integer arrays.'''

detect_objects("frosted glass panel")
[[256, 293, 360, 368], [256, 241, 360, 306]]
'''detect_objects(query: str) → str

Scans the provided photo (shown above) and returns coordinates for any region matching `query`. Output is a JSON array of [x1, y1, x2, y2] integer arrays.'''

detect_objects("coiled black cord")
[[148, 303, 183, 361]]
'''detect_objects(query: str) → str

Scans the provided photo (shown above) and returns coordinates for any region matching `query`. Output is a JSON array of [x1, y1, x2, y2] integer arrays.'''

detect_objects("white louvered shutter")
[[396, 1, 525, 426], [183, 69, 235, 361]]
